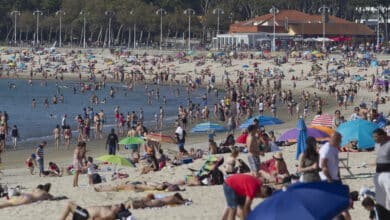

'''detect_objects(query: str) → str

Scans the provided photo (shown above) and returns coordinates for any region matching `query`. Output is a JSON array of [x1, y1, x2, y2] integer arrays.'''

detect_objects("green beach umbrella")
[[96, 155, 134, 167], [118, 136, 145, 145]]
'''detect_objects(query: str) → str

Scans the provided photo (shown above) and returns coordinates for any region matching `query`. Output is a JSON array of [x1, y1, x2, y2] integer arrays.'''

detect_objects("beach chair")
[[339, 151, 354, 177], [186, 155, 224, 185]]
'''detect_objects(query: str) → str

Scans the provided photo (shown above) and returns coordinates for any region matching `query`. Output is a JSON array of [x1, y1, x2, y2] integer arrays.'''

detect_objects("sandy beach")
[[0, 47, 389, 219]]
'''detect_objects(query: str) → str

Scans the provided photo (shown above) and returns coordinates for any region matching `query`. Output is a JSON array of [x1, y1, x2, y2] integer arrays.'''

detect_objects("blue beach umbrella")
[[336, 119, 379, 149], [383, 69, 390, 75], [242, 64, 249, 69], [190, 122, 228, 133], [296, 118, 307, 160], [239, 116, 284, 129], [247, 182, 350, 220]]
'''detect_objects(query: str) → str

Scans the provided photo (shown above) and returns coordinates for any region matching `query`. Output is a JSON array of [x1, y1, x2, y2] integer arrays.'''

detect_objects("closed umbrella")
[[145, 133, 176, 144], [247, 182, 350, 220], [118, 137, 145, 145], [296, 118, 307, 160], [336, 119, 379, 149], [190, 122, 228, 133]]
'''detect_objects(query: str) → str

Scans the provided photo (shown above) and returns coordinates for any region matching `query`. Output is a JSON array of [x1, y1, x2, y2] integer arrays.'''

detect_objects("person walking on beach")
[[372, 128, 390, 210], [11, 125, 19, 150], [319, 132, 341, 184], [221, 174, 272, 220], [106, 128, 119, 155], [175, 121, 187, 154], [36, 141, 47, 177]]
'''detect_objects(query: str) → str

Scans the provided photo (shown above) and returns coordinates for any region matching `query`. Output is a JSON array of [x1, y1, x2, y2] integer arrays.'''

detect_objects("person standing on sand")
[[246, 125, 263, 177], [11, 125, 19, 150], [73, 141, 87, 187], [53, 125, 60, 149], [221, 174, 272, 220], [372, 128, 390, 210], [36, 141, 47, 177], [319, 132, 342, 184], [106, 128, 119, 155]]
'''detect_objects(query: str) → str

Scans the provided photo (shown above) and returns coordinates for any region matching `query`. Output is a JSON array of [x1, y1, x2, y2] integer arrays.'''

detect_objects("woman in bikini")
[[0, 183, 53, 209]]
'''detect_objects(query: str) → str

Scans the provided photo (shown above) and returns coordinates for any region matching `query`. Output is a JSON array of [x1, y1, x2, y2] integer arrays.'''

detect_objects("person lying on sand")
[[0, 183, 55, 209], [94, 181, 182, 192], [60, 201, 130, 220], [125, 193, 189, 209]]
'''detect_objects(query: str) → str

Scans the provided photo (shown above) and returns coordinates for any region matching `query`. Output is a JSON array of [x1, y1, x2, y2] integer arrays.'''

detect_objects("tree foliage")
[[0, 0, 387, 45]]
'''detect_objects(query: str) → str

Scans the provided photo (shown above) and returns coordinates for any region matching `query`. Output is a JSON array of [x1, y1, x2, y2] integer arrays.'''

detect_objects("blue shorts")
[[223, 183, 245, 208], [247, 155, 260, 172], [177, 143, 186, 152]]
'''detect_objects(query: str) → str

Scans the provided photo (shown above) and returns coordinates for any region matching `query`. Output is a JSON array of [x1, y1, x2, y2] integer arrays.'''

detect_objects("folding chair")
[[339, 151, 354, 177]]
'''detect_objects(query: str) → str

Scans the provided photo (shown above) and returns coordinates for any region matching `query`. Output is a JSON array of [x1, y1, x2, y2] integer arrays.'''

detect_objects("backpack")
[[209, 169, 224, 185], [92, 173, 102, 184]]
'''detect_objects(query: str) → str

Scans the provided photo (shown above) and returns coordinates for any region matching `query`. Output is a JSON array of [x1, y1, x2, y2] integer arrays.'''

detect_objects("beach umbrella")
[[118, 137, 145, 145], [336, 119, 379, 149], [242, 64, 249, 69], [311, 114, 333, 127], [277, 127, 329, 142], [247, 182, 350, 220], [296, 118, 307, 160], [382, 69, 390, 75], [308, 125, 335, 136], [96, 155, 134, 167], [145, 133, 177, 144], [236, 133, 248, 144], [190, 122, 228, 133], [239, 116, 284, 129]]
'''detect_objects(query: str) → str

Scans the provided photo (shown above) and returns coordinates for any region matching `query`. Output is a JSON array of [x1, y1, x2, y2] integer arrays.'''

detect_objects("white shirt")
[[175, 126, 183, 140], [258, 102, 264, 111], [319, 143, 340, 181], [87, 162, 96, 175]]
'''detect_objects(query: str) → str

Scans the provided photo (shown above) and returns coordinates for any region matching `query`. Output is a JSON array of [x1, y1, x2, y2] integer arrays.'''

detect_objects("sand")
[[0, 48, 389, 220]]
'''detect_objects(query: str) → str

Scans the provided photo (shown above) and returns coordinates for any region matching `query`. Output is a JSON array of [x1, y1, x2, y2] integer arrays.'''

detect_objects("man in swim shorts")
[[60, 201, 128, 220]]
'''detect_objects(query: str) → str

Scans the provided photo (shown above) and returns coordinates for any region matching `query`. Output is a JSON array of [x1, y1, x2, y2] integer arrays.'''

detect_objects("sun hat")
[[273, 151, 283, 160]]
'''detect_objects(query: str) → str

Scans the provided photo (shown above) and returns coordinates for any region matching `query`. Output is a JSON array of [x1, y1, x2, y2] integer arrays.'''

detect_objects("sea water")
[[0, 79, 220, 144]]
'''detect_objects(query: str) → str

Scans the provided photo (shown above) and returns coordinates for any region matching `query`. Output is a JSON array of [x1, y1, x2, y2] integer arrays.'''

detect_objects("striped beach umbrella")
[[311, 114, 333, 127]]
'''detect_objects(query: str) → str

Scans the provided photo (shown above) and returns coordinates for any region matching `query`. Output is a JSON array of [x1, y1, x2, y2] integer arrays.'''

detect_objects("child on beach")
[[25, 154, 37, 175], [86, 156, 96, 185]]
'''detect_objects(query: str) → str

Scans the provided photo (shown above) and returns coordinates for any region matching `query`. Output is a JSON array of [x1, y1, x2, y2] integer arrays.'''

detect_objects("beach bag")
[[92, 173, 102, 184], [209, 169, 224, 185], [237, 159, 250, 173]]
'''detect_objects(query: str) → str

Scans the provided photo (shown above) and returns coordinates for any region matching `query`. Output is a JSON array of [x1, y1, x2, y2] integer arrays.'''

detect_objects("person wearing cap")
[[106, 128, 119, 155], [372, 128, 390, 210]]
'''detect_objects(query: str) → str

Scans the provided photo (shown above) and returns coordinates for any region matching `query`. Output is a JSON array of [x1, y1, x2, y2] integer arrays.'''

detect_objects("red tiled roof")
[[289, 23, 374, 36], [235, 10, 353, 26]]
